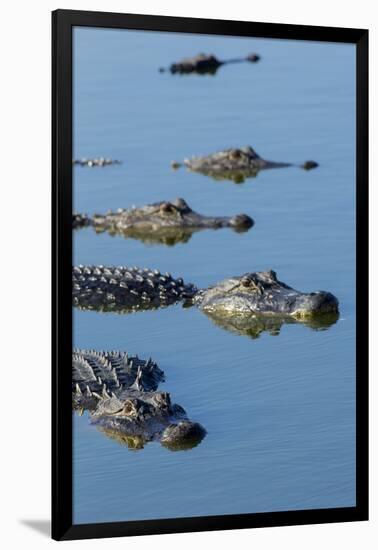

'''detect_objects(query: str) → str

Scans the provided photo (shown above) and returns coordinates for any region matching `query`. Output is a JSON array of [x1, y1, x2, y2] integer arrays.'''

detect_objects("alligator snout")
[[161, 421, 207, 451], [230, 214, 254, 231], [301, 160, 319, 170], [292, 291, 339, 317]]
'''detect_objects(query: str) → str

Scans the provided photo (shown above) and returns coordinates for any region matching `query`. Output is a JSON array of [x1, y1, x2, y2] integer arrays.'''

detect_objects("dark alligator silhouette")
[[73, 198, 254, 245], [72, 266, 339, 334], [73, 158, 122, 167], [73, 349, 206, 451], [172, 146, 318, 183], [159, 53, 260, 75]]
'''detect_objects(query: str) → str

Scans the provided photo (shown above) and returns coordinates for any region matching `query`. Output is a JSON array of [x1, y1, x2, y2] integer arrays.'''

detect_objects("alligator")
[[73, 349, 206, 451], [72, 198, 254, 245], [159, 53, 260, 75], [172, 146, 318, 183], [73, 266, 339, 322], [73, 158, 122, 167]]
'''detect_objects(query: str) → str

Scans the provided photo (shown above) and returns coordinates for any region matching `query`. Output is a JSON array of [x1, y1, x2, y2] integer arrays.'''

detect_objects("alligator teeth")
[[75, 383, 82, 395]]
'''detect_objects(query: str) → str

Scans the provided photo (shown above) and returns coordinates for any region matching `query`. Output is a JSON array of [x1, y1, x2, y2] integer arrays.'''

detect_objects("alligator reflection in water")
[[200, 310, 340, 339], [73, 198, 254, 246]]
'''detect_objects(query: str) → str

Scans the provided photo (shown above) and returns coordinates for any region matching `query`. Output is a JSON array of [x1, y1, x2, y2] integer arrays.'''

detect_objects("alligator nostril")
[[302, 160, 318, 170], [231, 214, 254, 229]]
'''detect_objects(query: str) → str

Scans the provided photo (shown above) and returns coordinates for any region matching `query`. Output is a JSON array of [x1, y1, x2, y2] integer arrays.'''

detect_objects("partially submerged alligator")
[[73, 198, 254, 245], [73, 158, 122, 167], [73, 349, 206, 451], [73, 265, 339, 323], [160, 53, 260, 75], [172, 146, 318, 183]]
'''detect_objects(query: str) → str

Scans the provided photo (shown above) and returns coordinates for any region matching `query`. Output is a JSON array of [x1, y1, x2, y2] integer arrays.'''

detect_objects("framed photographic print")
[[52, 9, 368, 541]]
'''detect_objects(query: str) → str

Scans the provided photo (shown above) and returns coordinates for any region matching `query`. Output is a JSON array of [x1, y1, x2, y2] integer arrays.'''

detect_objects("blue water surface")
[[72, 27, 356, 524]]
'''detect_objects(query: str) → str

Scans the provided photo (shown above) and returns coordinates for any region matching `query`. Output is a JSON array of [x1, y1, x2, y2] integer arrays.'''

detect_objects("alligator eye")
[[123, 400, 137, 416], [230, 149, 242, 160], [160, 203, 175, 214], [241, 276, 253, 287]]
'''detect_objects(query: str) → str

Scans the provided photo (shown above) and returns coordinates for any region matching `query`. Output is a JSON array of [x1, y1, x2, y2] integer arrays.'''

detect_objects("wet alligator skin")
[[72, 265, 197, 313], [193, 270, 339, 319]]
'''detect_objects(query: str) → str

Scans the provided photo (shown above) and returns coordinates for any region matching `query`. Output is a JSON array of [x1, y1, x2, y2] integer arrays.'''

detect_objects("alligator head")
[[178, 146, 317, 183], [91, 390, 206, 451], [194, 270, 339, 320], [86, 198, 253, 245]]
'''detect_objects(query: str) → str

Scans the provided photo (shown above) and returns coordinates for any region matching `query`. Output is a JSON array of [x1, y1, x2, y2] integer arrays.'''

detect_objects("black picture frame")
[[52, 9, 369, 541]]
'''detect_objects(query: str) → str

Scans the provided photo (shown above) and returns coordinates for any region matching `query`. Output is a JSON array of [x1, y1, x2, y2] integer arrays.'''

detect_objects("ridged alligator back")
[[72, 265, 198, 313], [72, 349, 165, 409]]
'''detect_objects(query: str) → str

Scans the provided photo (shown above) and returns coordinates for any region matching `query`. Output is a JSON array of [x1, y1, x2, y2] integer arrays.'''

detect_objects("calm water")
[[72, 28, 356, 524]]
